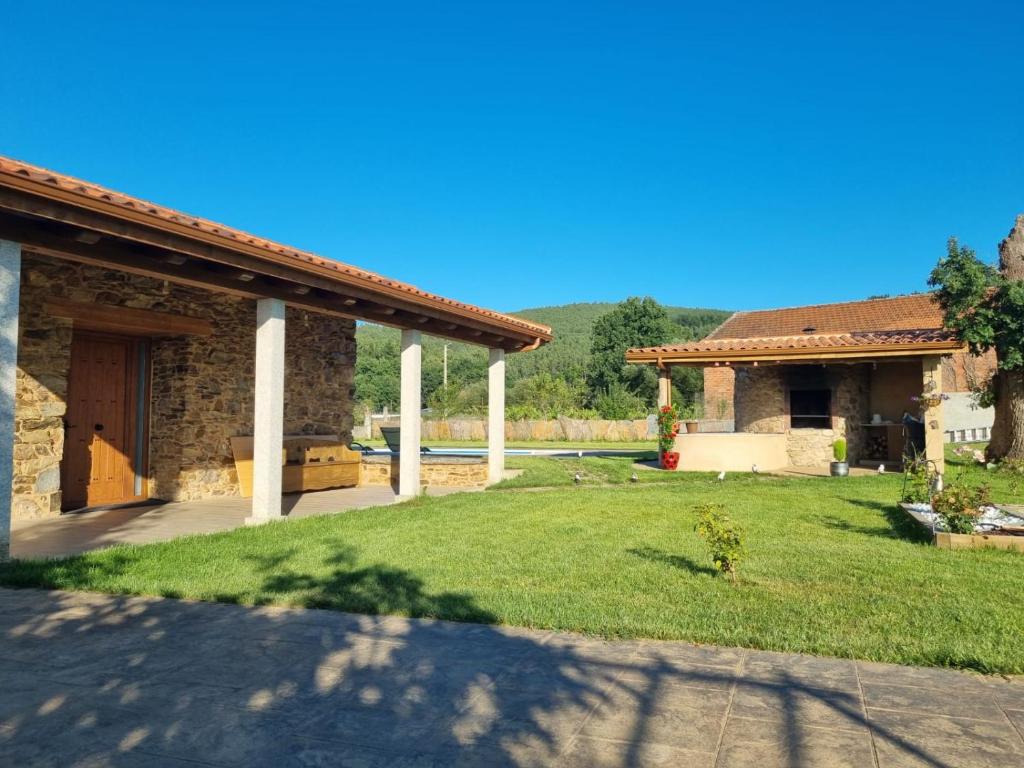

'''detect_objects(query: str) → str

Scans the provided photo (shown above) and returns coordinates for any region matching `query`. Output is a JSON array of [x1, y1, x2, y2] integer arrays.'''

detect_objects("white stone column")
[[0, 241, 20, 561], [922, 355, 945, 475], [246, 298, 286, 525], [488, 348, 505, 485], [399, 329, 422, 499]]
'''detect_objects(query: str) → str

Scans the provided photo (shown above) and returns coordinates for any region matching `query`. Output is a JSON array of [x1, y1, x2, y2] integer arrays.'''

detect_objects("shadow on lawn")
[[818, 500, 931, 544], [0, 543, 989, 767], [627, 546, 718, 576]]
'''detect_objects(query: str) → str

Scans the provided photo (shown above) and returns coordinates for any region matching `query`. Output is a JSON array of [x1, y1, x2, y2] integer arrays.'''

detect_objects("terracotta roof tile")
[[707, 294, 943, 339], [0, 155, 551, 339], [631, 328, 958, 356]]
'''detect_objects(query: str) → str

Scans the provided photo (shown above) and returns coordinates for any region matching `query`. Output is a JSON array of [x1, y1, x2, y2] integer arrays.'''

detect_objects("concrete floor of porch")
[[10, 485, 475, 560]]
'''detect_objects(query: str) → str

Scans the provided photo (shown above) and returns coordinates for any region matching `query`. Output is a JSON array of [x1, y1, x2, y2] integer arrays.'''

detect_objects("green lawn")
[[2, 446, 1022, 673], [360, 439, 657, 451]]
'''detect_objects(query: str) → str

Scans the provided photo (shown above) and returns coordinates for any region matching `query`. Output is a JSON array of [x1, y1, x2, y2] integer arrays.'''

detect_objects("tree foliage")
[[929, 234, 1024, 459], [354, 300, 731, 416], [587, 297, 675, 404]]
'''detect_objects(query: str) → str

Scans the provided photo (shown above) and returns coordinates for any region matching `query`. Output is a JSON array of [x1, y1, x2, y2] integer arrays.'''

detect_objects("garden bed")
[[899, 502, 1024, 552]]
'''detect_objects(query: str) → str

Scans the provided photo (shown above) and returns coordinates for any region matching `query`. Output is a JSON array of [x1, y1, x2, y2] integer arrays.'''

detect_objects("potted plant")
[[657, 404, 680, 470], [830, 438, 849, 477], [681, 402, 700, 434]]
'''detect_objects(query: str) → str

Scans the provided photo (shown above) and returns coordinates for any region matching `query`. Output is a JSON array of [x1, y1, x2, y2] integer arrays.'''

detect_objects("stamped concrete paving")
[[10, 485, 475, 560], [1, 589, 1022, 767]]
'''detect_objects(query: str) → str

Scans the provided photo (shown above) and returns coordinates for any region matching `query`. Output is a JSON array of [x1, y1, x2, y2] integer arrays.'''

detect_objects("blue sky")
[[2, 2, 1022, 314]]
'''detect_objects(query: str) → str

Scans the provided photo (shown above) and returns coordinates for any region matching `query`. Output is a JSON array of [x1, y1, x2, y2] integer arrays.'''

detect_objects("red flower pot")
[[661, 451, 680, 470]]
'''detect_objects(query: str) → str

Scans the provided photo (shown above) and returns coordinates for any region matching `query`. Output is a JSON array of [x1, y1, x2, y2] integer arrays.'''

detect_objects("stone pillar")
[[658, 367, 672, 409], [488, 348, 505, 485], [246, 298, 285, 525], [922, 355, 945, 474], [399, 329, 422, 499], [0, 241, 20, 561]]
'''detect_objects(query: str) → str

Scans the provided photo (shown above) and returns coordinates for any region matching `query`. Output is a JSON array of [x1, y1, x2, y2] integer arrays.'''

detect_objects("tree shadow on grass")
[[0, 539, 998, 766], [822, 499, 932, 544], [627, 546, 718, 576]]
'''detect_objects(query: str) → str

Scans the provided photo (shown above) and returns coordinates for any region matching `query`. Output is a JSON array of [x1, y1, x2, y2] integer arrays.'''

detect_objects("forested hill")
[[354, 301, 731, 412]]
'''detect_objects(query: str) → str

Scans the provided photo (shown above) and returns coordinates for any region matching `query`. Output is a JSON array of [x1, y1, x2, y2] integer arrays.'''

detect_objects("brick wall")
[[943, 350, 997, 393], [702, 366, 735, 420], [14, 254, 356, 520]]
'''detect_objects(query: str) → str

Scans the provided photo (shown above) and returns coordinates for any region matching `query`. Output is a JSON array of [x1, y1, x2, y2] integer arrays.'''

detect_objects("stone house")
[[0, 156, 551, 560], [627, 294, 996, 473]]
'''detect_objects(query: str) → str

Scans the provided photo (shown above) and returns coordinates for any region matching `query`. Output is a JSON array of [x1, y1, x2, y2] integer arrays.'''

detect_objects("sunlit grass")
[[2, 447, 1021, 673]]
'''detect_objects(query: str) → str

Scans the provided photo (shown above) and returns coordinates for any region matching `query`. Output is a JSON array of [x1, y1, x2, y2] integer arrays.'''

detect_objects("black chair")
[[379, 426, 431, 454], [902, 412, 926, 463]]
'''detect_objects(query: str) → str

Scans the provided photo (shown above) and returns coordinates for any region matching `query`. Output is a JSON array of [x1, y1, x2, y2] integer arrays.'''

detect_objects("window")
[[790, 389, 831, 429]]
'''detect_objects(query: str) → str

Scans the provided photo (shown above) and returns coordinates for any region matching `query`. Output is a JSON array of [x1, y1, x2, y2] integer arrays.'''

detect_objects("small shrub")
[[832, 439, 847, 462], [694, 504, 745, 581], [931, 481, 992, 534], [901, 458, 933, 504]]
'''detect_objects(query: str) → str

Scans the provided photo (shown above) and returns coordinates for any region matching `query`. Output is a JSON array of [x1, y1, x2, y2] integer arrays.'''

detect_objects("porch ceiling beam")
[[0, 214, 525, 349], [0, 190, 547, 345], [44, 299, 213, 337]]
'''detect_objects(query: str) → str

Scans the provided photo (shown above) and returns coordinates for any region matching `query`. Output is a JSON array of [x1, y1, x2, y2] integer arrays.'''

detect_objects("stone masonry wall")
[[734, 364, 870, 466], [360, 456, 488, 490], [14, 254, 355, 519], [734, 367, 786, 433]]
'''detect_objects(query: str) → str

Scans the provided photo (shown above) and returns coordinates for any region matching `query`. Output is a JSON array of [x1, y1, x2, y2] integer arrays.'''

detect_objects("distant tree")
[[426, 381, 463, 420], [588, 297, 675, 405], [592, 383, 648, 419], [929, 226, 1024, 460], [354, 336, 401, 411], [508, 372, 587, 419]]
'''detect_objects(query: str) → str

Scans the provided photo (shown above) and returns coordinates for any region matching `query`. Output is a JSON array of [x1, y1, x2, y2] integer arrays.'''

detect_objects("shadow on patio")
[[3, 545, 1019, 766]]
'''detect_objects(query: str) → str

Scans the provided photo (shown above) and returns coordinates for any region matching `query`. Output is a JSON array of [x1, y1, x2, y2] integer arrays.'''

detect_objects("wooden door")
[[62, 333, 143, 509]]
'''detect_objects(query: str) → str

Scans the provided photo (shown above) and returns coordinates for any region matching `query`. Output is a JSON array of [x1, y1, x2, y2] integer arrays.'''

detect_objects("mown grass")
[[2, 446, 1021, 673], [360, 439, 658, 451]]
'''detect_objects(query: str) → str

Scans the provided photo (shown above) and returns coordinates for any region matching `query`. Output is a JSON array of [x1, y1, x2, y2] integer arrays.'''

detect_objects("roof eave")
[[0, 164, 552, 348], [625, 341, 965, 366]]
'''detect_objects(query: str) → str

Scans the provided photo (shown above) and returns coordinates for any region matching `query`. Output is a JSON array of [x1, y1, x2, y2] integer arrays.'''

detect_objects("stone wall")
[[14, 254, 356, 519], [734, 367, 787, 433], [786, 428, 837, 466], [360, 455, 488, 490], [734, 363, 870, 466]]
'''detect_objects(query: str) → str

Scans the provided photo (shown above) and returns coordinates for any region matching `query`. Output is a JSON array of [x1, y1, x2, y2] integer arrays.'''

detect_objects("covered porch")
[[0, 156, 551, 561], [630, 331, 964, 475], [9, 484, 477, 559]]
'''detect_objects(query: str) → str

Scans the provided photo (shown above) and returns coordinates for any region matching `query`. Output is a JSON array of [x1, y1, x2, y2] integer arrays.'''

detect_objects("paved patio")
[[10, 486, 471, 560], [1, 589, 1022, 767]]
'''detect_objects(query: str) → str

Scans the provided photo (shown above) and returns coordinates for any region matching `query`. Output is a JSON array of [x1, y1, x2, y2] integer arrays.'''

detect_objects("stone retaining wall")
[[360, 455, 488, 490], [14, 254, 356, 520]]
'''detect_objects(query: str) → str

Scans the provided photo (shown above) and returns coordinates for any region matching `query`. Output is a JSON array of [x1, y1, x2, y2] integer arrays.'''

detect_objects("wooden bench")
[[229, 435, 361, 497]]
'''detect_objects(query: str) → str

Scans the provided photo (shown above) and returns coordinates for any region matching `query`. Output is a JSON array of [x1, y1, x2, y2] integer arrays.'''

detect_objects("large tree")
[[929, 219, 1024, 460], [588, 297, 675, 404]]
